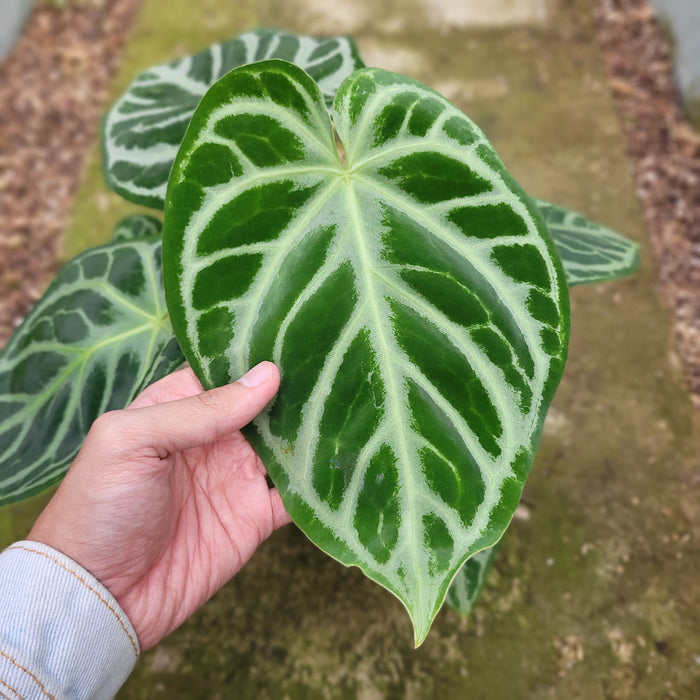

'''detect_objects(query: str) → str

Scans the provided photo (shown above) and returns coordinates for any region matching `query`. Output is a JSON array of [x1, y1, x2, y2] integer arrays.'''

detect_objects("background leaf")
[[538, 200, 640, 286], [444, 545, 496, 616], [0, 216, 183, 506], [111, 213, 163, 242], [103, 28, 364, 209], [164, 60, 570, 644]]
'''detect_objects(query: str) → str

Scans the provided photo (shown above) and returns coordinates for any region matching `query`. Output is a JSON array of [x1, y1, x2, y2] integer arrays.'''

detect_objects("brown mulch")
[[0, 0, 142, 346], [594, 0, 700, 408], [1, 0, 700, 410]]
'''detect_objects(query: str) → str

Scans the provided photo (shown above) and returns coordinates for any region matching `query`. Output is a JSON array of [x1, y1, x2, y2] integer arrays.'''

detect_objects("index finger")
[[111, 362, 280, 457]]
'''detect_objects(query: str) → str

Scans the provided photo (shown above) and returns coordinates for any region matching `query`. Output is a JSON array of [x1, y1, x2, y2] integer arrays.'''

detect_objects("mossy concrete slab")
[[3, 0, 698, 697]]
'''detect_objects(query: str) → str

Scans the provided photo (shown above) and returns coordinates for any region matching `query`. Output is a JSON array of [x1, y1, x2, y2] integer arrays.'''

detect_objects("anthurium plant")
[[0, 29, 639, 644]]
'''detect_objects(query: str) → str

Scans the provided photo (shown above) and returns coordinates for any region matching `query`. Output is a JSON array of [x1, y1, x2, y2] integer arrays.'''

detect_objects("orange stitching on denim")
[[6, 545, 139, 658], [0, 673, 23, 699], [0, 650, 51, 698], [0, 677, 21, 700]]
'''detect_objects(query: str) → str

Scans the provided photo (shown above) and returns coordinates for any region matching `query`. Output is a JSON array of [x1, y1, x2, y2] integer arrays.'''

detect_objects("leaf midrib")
[[344, 178, 424, 603]]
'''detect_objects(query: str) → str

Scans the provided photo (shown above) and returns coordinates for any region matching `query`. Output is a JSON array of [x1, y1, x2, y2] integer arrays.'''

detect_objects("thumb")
[[111, 362, 280, 457]]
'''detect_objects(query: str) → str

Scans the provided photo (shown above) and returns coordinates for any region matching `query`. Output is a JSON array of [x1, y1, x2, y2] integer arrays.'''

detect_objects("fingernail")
[[238, 361, 273, 388]]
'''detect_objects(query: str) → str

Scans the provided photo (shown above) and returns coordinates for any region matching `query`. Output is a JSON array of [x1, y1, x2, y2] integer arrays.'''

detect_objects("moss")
[[0, 490, 54, 550]]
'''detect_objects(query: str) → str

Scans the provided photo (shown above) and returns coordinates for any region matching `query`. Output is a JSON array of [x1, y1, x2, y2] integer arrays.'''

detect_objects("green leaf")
[[444, 545, 497, 616], [111, 213, 162, 242], [537, 200, 640, 286], [163, 60, 569, 644], [444, 202, 640, 617], [103, 28, 364, 209], [0, 217, 184, 506]]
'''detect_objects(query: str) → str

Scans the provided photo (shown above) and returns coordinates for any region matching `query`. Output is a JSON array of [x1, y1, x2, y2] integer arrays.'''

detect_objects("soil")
[[0, 0, 699, 408]]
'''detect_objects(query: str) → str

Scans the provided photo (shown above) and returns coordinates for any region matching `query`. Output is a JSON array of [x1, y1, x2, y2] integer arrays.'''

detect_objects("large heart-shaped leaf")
[[0, 217, 183, 506], [537, 200, 640, 286], [445, 201, 639, 616], [103, 29, 364, 209], [163, 60, 569, 644]]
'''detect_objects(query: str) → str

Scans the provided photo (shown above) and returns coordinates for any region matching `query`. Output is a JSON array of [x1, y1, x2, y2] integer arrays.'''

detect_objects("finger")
[[128, 366, 204, 409], [269, 488, 292, 530], [112, 362, 280, 456], [254, 455, 270, 478]]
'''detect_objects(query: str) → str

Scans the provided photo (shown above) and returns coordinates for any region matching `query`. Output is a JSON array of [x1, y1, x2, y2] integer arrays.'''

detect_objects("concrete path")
[[15, 0, 700, 696]]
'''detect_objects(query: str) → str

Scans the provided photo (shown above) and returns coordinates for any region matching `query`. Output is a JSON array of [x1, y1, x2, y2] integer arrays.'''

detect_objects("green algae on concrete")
[[14, 0, 700, 697]]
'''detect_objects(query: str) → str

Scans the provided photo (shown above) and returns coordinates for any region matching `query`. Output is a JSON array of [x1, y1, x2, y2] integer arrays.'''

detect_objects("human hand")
[[28, 361, 290, 650]]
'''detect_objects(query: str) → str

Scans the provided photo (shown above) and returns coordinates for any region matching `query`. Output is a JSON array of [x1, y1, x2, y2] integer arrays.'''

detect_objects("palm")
[[29, 364, 289, 651], [110, 440, 270, 649]]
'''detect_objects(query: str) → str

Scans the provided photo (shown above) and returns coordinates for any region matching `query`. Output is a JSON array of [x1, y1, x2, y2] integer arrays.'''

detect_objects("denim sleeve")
[[0, 541, 140, 699]]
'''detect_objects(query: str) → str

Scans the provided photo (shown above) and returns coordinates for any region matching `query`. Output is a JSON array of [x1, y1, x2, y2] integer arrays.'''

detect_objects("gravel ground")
[[594, 0, 700, 407], [0, 0, 141, 345], [1, 0, 700, 409]]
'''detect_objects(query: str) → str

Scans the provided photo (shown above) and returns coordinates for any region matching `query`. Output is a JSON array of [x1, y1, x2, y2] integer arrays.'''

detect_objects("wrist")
[[0, 541, 140, 698]]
